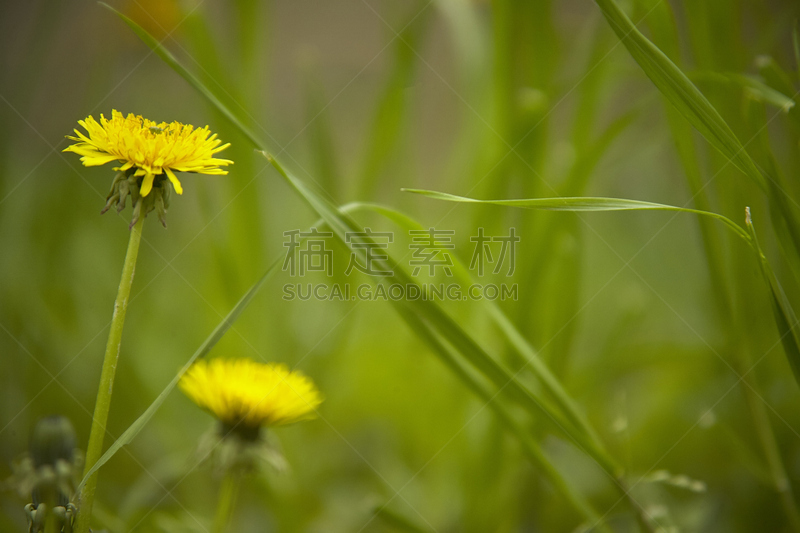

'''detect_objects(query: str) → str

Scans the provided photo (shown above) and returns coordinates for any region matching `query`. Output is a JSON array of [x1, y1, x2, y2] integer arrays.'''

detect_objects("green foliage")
[[594, 0, 765, 189], [3, 0, 800, 532]]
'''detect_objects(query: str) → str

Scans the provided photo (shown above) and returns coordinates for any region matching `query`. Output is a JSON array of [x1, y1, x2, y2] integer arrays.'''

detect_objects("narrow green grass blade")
[[594, 0, 766, 190], [755, 56, 798, 100], [76, 257, 283, 494], [616, 0, 800, 312], [408, 188, 800, 393], [746, 210, 800, 386], [263, 156, 613, 465], [341, 205, 647, 528], [403, 188, 752, 243], [633, 0, 679, 58], [690, 72, 796, 111], [341, 201, 604, 450], [391, 303, 613, 533], [639, 0, 733, 316], [642, 6, 800, 525], [742, 100, 800, 289]]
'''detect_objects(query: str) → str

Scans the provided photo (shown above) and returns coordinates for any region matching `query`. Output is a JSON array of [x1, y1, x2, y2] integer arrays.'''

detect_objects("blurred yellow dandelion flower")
[[180, 359, 323, 431], [63, 110, 232, 197]]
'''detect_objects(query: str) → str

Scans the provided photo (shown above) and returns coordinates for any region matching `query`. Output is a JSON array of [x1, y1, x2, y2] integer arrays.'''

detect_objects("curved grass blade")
[[642, 6, 800, 526], [341, 201, 604, 450], [76, 257, 282, 493], [755, 56, 798, 102], [596, 0, 800, 292], [403, 188, 752, 243], [690, 72, 796, 112], [746, 209, 800, 386], [594, 0, 766, 190], [407, 188, 800, 395], [262, 155, 617, 468]]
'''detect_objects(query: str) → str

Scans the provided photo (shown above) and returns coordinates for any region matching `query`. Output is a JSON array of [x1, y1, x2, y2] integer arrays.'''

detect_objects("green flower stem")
[[75, 215, 145, 533], [212, 471, 240, 533]]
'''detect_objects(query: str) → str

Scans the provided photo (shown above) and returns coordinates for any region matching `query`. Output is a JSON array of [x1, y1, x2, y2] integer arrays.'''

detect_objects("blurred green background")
[[3, 0, 800, 531]]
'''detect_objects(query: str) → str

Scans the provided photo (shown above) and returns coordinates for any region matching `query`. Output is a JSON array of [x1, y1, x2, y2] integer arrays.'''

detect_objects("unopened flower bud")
[[18, 416, 80, 531], [30, 416, 76, 469]]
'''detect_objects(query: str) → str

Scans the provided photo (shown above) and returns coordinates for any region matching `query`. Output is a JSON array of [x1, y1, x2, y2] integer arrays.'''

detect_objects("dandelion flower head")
[[179, 359, 323, 431], [64, 110, 232, 197]]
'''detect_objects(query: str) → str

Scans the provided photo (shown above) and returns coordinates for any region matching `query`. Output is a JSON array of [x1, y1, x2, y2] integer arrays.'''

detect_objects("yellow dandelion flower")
[[63, 110, 232, 197], [179, 359, 323, 432]]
